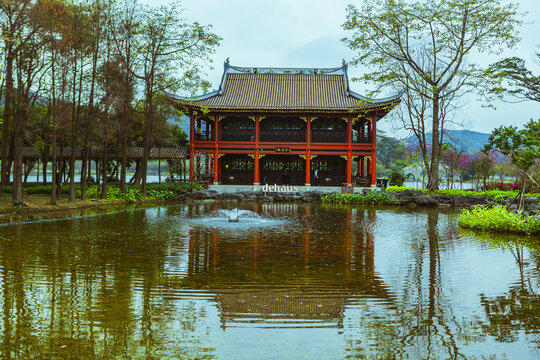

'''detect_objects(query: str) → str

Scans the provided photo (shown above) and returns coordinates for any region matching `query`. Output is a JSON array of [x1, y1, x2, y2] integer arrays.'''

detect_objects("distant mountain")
[[404, 129, 491, 154]]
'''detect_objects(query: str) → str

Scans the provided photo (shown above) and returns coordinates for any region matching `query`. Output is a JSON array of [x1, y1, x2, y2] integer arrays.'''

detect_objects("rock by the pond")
[[413, 195, 438, 206]]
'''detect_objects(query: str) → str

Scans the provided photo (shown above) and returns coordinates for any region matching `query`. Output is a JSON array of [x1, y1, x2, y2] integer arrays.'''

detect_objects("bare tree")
[[343, 0, 522, 190], [134, 0, 220, 195]]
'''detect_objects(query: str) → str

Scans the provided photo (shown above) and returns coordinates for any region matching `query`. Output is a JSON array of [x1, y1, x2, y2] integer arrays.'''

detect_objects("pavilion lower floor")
[[190, 153, 376, 186]]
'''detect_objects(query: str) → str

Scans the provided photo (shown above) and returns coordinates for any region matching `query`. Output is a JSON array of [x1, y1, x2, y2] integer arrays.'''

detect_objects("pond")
[[0, 202, 539, 359]]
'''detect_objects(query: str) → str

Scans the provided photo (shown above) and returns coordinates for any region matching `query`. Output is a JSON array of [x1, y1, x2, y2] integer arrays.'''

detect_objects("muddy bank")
[[0, 199, 164, 225]]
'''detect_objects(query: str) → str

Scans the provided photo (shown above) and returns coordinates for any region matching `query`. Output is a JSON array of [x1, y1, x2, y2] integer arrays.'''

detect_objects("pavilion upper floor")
[[192, 113, 378, 146]]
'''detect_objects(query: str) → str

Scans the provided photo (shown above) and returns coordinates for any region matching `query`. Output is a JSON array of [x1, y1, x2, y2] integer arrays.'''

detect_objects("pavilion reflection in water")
[[181, 203, 396, 329]]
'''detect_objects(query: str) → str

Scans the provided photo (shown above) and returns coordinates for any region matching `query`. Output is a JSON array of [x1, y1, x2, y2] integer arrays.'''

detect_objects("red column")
[[360, 156, 364, 177], [305, 151, 311, 186], [346, 117, 353, 185], [213, 115, 219, 184], [189, 115, 195, 181], [371, 116, 377, 186], [254, 115, 260, 184], [305, 115, 311, 186]]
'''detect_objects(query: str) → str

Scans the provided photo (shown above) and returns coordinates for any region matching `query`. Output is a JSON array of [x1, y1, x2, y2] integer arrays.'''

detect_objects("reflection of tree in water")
[[341, 208, 401, 360], [479, 238, 540, 344], [0, 209, 213, 359], [481, 285, 540, 343], [393, 212, 467, 360]]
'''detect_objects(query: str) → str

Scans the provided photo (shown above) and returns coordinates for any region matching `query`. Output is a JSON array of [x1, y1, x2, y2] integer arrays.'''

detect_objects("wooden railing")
[[221, 130, 254, 142], [311, 131, 347, 143], [260, 131, 305, 142], [209, 130, 372, 144]]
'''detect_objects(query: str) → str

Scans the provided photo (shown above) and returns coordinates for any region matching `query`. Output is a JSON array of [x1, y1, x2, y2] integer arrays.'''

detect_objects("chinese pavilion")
[[166, 60, 400, 188]]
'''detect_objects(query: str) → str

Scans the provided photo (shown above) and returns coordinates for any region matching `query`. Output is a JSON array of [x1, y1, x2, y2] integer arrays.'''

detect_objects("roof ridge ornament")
[[227, 64, 345, 76]]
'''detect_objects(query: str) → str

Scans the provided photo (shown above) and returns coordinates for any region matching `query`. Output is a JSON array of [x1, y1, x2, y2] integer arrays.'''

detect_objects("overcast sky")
[[144, 0, 540, 138]]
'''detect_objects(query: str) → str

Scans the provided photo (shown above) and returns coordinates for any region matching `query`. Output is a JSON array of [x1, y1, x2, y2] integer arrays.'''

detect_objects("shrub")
[[385, 186, 419, 192], [434, 189, 540, 199], [80, 182, 203, 201], [321, 192, 398, 205], [482, 182, 521, 191], [459, 205, 540, 235], [388, 171, 406, 186]]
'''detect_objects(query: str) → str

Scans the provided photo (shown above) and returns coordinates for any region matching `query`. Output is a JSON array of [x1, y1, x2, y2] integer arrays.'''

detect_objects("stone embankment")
[[387, 189, 539, 215], [179, 188, 540, 215], [179, 189, 323, 203]]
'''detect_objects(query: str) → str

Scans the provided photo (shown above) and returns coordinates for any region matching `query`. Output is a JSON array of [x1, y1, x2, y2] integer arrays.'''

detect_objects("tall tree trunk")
[[96, 159, 100, 187], [69, 56, 77, 202], [427, 94, 440, 190], [120, 119, 127, 193], [1, 48, 14, 196], [57, 139, 64, 199], [42, 145, 49, 185], [141, 81, 154, 196], [100, 130, 108, 199], [81, 6, 101, 201], [12, 68, 26, 204], [69, 52, 84, 202], [50, 47, 57, 205], [12, 133, 23, 203], [51, 131, 57, 205], [80, 148, 88, 200]]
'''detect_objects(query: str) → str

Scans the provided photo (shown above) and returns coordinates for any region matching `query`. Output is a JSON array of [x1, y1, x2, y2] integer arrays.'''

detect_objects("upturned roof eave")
[[166, 99, 400, 116], [164, 88, 402, 109], [163, 89, 221, 102]]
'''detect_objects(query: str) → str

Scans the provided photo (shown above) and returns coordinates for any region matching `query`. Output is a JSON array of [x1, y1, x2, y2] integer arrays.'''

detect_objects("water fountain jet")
[[228, 208, 239, 222]]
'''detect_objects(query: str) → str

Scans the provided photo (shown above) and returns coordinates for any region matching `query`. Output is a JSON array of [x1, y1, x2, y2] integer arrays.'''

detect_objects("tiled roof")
[[167, 62, 401, 113], [22, 147, 189, 160]]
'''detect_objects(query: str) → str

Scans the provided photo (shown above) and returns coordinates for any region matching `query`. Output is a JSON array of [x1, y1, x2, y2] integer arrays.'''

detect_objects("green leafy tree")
[[484, 119, 540, 210], [343, 0, 522, 190], [487, 51, 540, 103]]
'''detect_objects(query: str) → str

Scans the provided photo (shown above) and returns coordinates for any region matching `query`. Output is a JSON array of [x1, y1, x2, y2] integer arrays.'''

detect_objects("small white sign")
[[261, 184, 299, 193]]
